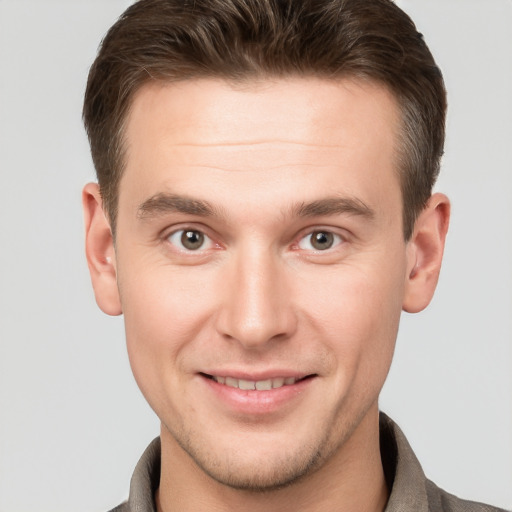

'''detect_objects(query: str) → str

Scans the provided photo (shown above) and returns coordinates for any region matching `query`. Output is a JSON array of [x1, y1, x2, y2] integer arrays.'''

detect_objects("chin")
[[194, 450, 324, 492], [171, 424, 336, 493]]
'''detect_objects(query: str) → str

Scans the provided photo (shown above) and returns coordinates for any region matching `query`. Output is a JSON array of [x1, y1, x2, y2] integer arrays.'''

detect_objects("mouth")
[[200, 373, 316, 391]]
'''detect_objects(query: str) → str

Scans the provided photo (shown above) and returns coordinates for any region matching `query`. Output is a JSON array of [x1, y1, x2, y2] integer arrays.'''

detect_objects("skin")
[[83, 77, 449, 512]]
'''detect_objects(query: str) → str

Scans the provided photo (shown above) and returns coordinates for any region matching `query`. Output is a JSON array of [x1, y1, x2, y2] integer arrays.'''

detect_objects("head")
[[83, 0, 446, 241], [82, 0, 450, 500]]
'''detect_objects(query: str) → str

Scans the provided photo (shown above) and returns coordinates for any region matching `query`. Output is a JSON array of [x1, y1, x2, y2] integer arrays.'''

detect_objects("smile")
[[203, 374, 313, 391]]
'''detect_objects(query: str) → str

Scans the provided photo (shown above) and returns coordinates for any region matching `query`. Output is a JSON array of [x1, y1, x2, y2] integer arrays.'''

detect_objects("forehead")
[[120, 77, 402, 216], [125, 76, 400, 149]]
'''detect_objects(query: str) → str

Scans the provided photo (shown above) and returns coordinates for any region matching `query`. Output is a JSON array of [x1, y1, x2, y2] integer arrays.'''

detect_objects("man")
[[81, 0, 507, 511]]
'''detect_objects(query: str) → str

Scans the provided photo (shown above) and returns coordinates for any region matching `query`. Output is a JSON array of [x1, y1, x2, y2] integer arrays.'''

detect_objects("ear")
[[82, 183, 122, 316], [403, 193, 450, 313]]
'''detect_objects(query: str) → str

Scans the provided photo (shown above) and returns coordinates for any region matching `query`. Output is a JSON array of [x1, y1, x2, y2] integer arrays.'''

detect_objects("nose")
[[215, 245, 297, 350]]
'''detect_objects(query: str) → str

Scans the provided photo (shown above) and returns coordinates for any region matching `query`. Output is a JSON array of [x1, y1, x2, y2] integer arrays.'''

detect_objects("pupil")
[[181, 230, 204, 250], [311, 231, 333, 250]]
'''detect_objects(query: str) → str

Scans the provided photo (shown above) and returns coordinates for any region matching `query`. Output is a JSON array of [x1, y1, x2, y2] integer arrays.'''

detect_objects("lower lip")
[[200, 375, 315, 416]]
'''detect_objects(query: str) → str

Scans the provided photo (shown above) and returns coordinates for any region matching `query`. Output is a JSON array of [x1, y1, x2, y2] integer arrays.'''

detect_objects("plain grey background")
[[0, 1, 511, 511]]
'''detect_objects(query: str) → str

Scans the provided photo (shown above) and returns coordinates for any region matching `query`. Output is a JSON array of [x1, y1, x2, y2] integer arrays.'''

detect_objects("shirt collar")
[[380, 412, 430, 512], [126, 436, 161, 512]]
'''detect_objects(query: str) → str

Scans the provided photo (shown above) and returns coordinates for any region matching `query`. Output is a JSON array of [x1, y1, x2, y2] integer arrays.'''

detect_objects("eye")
[[167, 229, 214, 251], [298, 230, 343, 251]]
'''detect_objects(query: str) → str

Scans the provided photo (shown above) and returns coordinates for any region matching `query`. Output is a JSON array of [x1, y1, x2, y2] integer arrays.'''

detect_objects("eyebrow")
[[137, 193, 375, 222], [137, 193, 217, 219], [295, 197, 375, 220]]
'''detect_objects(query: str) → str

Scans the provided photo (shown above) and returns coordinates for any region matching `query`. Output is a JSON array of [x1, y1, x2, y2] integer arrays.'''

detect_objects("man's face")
[[113, 77, 410, 489]]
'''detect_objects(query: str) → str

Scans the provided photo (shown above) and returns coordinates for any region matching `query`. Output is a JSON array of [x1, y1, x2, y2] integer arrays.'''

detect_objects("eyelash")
[[295, 230, 345, 252], [166, 228, 217, 252], [164, 226, 346, 255]]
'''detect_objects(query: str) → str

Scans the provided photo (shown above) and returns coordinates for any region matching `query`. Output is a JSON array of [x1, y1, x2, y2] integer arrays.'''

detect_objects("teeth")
[[212, 375, 298, 390], [272, 377, 285, 388], [239, 379, 256, 390], [225, 377, 238, 388], [256, 379, 272, 391]]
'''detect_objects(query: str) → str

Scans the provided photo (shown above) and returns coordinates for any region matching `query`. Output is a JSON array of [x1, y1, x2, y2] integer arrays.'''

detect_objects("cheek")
[[297, 260, 405, 372], [118, 263, 219, 401], [120, 259, 217, 338]]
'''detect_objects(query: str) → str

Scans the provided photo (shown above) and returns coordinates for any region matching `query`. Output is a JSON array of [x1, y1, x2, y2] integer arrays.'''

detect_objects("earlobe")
[[403, 193, 450, 313], [82, 183, 122, 316]]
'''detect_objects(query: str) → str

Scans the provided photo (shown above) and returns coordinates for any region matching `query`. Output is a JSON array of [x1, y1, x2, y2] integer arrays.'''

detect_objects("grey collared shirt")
[[109, 413, 508, 512]]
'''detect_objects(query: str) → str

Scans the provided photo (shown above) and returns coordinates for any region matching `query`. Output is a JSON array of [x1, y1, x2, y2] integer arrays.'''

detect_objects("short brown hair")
[[83, 0, 446, 239]]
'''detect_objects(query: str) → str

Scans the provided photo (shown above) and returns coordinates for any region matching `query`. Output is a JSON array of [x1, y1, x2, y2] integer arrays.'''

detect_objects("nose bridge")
[[216, 241, 295, 348]]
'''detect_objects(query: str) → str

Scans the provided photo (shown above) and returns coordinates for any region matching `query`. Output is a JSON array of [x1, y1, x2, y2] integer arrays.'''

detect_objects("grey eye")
[[181, 230, 204, 250], [310, 231, 334, 250], [298, 230, 342, 251], [168, 229, 213, 251]]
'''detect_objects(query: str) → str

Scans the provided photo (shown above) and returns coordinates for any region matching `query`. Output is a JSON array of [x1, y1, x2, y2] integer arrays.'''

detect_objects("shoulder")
[[426, 480, 510, 512]]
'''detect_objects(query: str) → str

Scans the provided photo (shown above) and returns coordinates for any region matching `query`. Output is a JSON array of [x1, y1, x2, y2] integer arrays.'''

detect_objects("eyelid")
[[293, 227, 347, 252], [164, 224, 220, 253]]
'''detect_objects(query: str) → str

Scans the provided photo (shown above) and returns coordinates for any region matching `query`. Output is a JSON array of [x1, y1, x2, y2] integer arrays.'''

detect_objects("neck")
[[156, 406, 388, 512]]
